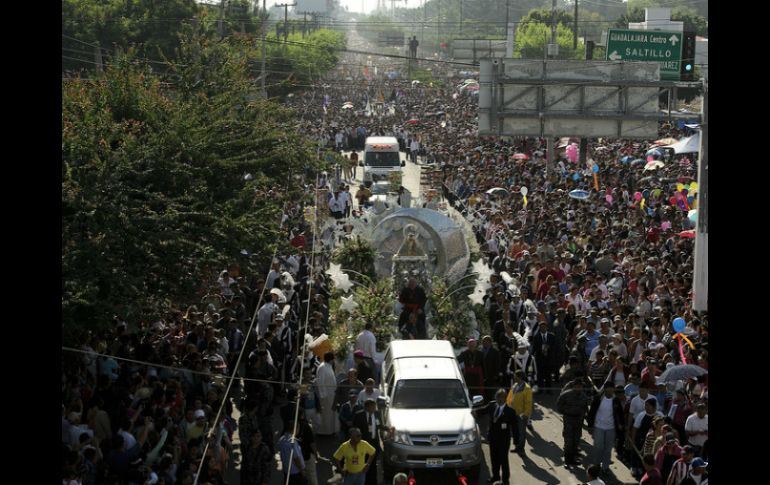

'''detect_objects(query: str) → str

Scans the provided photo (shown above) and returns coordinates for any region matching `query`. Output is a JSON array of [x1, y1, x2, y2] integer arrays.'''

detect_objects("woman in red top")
[[536, 275, 554, 301]]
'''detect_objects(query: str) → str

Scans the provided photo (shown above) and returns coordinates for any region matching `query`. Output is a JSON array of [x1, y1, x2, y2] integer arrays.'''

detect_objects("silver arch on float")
[[371, 208, 470, 285]]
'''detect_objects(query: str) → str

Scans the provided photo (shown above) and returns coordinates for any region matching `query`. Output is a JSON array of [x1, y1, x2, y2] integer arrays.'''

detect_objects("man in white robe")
[[314, 351, 338, 435]]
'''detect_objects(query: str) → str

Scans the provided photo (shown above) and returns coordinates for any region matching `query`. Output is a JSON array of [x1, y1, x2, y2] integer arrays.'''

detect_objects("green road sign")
[[606, 29, 683, 81]]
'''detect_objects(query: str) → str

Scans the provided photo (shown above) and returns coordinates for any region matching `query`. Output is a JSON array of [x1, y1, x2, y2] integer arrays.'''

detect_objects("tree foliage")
[[62, 22, 325, 331], [515, 23, 584, 60], [62, 0, 200, 71]]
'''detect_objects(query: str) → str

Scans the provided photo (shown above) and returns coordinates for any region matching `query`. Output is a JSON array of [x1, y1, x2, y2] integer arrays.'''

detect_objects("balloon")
[[566, 144, 578, 162], [687, 196, 695, 205], [520, 186, 528, 196], [673, 317, 686, 333], [688, 209, 697, 224], [689, 182, 699, 192], [642, 189, 650, 199], [661, 221, 671, 230], [681, 188, 688, 196], [674, 191, 683, 200], [647, 207, 653, 216], [669, 196, 677, 206], [592, 163, 600, 173], [634, 192, 642, 201], [606, 194, 613, 204], [573, 173, 580, 181], [676, 183, 684, 192]]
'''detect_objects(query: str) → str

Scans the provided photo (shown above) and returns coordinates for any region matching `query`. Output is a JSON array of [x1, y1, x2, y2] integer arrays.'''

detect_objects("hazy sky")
[[339, 0, 419, 14]]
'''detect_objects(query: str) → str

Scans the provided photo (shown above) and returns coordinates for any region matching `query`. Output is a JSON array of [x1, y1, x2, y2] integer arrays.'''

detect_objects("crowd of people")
[[63, 48, 708, 485]]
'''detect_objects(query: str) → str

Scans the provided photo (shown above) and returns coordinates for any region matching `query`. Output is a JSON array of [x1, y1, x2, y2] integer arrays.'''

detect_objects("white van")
[[361, 136, 404, 182], [379, 340, 483, 481]]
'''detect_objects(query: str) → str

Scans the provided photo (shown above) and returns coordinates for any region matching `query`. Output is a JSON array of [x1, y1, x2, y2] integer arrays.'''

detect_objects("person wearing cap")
[[339, 389, 363, 441], [610, 332, 628, 359], [666, 445, 696, 485], [589, 333, 610, 364], [586, 382, 625, 474], [680, 457, 708, 485]]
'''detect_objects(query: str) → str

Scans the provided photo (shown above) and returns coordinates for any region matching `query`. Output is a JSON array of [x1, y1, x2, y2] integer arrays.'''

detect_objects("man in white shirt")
[[409, 137, 420, 163], [355, 323, 377, 360], [684, 403, 708, 454]]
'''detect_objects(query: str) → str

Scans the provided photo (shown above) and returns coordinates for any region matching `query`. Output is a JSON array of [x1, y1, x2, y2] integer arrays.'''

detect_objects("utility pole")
[[218, 0, 226, 38], [573, 0, 578, 50], [551, 0, 557, 46], [505, 0, 510, 38], [437, 0, 441, 46], [275, 2, 296, 43], [421, 0, 425, 59], [460, 0, 464, 35], [94, 41, 103, 73], [260, 0, 267, 97], [692, 80, 708, 311]]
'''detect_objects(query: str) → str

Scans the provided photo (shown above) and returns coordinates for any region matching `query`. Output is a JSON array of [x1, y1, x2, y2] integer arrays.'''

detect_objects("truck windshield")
[[365, 151, 400, 167], [392, 379, 469, 409]]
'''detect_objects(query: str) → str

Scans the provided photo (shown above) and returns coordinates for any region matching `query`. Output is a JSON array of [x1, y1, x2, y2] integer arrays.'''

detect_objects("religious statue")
[[396, 224, 425, 257]]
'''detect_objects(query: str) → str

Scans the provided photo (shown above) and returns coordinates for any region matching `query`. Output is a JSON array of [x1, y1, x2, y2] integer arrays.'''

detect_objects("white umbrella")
[[486, 187, 509, 196], [663, 133, 700, 154], [644, 161, 665, 171]]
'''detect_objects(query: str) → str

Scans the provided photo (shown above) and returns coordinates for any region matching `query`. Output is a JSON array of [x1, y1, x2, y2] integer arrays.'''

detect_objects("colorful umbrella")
[[631, 158, 646, 166], [678, 230, 695, 238], [406, 118, 419, 124], [644, 161, 665, 171], [512, 153, 530, 160], [620, 155, 634, 163]]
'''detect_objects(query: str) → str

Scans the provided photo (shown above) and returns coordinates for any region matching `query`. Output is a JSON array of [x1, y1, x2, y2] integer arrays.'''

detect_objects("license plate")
[[426, 458, 444, 467]]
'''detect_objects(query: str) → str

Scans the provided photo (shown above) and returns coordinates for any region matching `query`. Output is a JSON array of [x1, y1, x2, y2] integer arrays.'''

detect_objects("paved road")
[[226, 388, 637, 485], [224, 26, 637, 485]]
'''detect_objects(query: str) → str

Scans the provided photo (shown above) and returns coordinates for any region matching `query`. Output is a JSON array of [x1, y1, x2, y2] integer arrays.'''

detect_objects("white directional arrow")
[[669, 35, 679, 46], [609, 50, 622, 61]]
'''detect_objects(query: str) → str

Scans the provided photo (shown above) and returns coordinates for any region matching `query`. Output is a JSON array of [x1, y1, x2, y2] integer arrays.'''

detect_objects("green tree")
[[520, 7, 575, 28], [62, 21, 323, 331], [62, 0, 200, 72], [515, 23, 584, 60]]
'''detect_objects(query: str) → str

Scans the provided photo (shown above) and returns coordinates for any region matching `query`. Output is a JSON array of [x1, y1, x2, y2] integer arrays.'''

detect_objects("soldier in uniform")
[[556, 378, 591, 466]]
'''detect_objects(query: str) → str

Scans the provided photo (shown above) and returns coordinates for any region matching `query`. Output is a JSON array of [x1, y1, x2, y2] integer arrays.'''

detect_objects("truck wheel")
[[466, 464, 481, 484], [382, 463, 396, 482]]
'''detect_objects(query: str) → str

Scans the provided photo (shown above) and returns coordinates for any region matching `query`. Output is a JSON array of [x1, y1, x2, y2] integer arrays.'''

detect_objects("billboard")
[[295, 0, 329, 13]]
